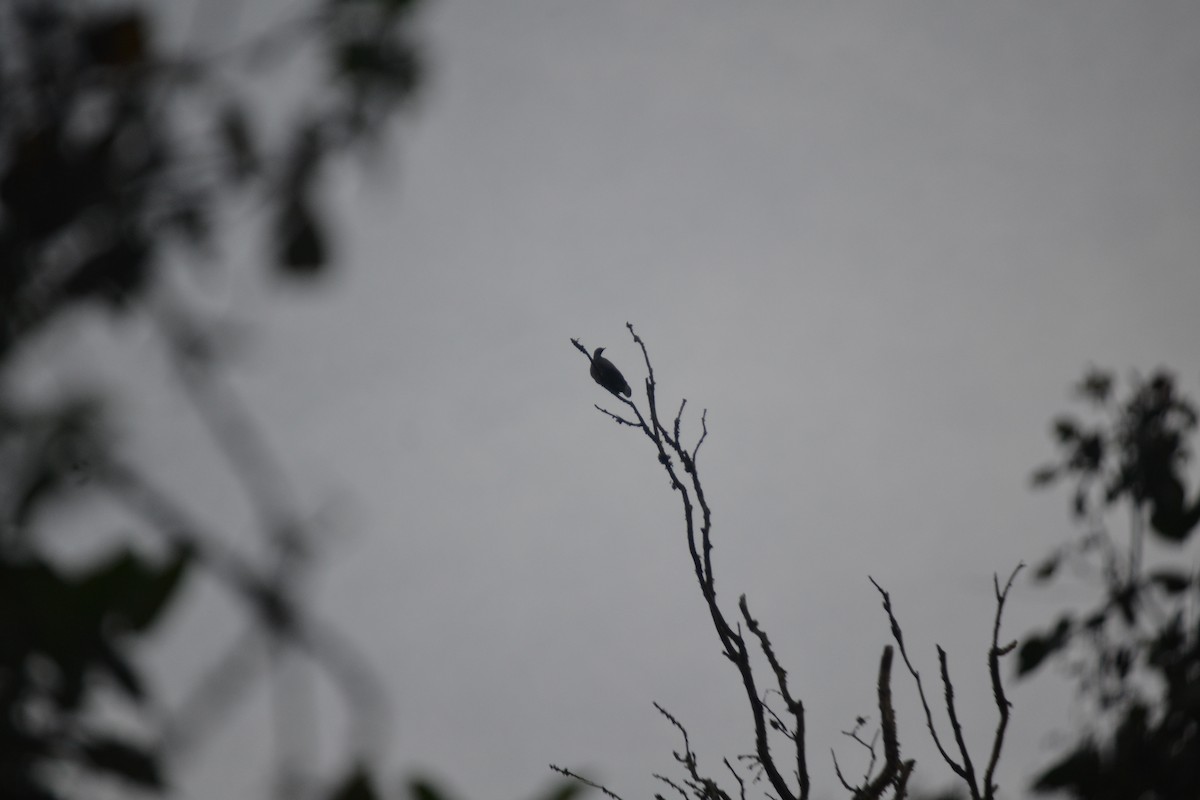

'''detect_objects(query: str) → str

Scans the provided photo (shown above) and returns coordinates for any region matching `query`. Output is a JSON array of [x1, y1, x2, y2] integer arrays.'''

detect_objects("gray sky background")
[[35, 0, 1200, 798]]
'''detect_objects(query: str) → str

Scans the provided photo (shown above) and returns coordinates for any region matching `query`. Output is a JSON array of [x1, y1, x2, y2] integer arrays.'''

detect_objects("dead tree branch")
[[572, 327, 805, 800], [550, 765, 628, 800], [870, 565, 1023, 800], [982, 563, 1024, 800], [830, 648, 913, 800]]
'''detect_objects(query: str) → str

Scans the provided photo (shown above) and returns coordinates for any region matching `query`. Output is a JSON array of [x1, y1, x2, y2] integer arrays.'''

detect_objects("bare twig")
[[832, 750, 856, 793], [936, 646, 979, 796], [653, 774, 691, 800], [870, 577, 969, 786], [982, 563, 1024, 800], [654, 700, 731, 800], [741, 595, 809, 796], [549, 765, 627, 800], [724, 758, 748, 800], [871, 567, 1023, 800]]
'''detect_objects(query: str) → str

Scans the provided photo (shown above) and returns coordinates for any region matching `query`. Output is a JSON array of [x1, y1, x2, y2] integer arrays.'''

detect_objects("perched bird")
[[590, 347, 631, 397]]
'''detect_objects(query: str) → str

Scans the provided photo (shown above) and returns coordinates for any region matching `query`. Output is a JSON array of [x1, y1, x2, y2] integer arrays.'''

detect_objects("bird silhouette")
[[590, 347, 631, 397]]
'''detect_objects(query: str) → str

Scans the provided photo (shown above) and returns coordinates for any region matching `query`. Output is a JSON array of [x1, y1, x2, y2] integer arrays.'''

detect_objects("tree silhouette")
[[1021, 368, 1200, 799], [561, 326, 1023, 800]]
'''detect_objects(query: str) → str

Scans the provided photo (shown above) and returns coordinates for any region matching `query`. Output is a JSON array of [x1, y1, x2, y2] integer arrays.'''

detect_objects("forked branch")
[[570, 327, 804, 800], [870, 564, 1023, 800]]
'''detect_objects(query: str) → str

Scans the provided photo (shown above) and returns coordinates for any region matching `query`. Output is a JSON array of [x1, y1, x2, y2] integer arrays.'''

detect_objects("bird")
[[590, 347, 631, 397]]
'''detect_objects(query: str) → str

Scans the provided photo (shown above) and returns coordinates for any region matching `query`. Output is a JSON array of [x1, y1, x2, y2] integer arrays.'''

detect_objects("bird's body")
[[590, 347, 631, 397]]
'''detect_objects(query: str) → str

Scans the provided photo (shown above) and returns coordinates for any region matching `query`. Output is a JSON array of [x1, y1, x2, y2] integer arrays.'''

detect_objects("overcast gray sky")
[[53, 0, 1200, 798]]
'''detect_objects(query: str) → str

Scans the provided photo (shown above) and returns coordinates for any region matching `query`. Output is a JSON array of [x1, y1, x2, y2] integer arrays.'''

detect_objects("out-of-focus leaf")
[[61, 236, 152, 308], [1148, 570, 1192, 596], [1113, 647, 1132, 678], [335, 38, 421, 95], [164, 200, 212, 250], [1147, 615, 1185, 668], [1030, 464, 1060, 488], [13, 467, 64, 528], [1110, 584, 1138, 626], [1069, 434, 1104, 472], [328, 766, 379, 800], [1149, 484, 1200, 543], [409, 777, 453, 800], [1053, 417, 1080, 444], [1017, 616, 1073, 677], [81, 11, 148, 66], [1074, 370, 1114, 405], [77, 546, 192, 633], [536, 781, 584, 800], [1032, 746, 1101, 793], [0, 129, 86, 239], [1071, 487, 1088, 519], [276, 200, 329, 277], [96, 639, 145, 702], [1032, 554, 1060, 582], [331, 0, 422, 14], [79, 737, 163, 788]]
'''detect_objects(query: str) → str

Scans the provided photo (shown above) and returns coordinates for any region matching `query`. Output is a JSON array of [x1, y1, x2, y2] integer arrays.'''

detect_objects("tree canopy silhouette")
[[1, 1, 424, 797]]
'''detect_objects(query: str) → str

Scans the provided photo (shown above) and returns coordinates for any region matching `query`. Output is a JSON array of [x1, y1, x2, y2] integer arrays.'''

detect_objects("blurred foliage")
[[1023, 368, 1200, 798], [0, 0, 424, 797]]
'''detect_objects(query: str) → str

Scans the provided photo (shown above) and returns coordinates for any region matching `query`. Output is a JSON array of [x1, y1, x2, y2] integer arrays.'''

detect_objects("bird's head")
[[592, 347, 605, 360]]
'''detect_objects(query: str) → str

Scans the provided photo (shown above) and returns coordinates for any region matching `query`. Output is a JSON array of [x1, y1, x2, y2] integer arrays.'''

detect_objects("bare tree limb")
[[871, 567, 1023, 800], [724, 758, 748, 800], [870, 577, 969, 786], [855, 646, 912, 800], [982, 563, 1024, 800], [572, 328, 805, 800], [935, 646, 979, 797], [740, 595, 809, 796]]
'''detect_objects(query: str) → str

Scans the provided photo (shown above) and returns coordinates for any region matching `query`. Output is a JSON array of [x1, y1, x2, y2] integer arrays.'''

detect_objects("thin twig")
[[724, 758, 747, 800], [870, 577, 968, 784], [653, 774, 690, 800], [936, 646, 979, 797], [982, 563, 1024, 800], [549, 765, 627, 800]]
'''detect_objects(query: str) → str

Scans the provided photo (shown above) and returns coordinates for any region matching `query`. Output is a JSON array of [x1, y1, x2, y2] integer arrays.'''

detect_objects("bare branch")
[[654, 703, 732, 800], [576, 329, 804, 800], [871, 568, 1023, 800], [674, 398, 687, 448], [856, 646, 908, 800], [569, 337, 592, 359], [653, 774, 691, 800], [870, 577, 969, 784], [595, 404, 641, 428], [724, 758, 747, 800], [832, 750, 856, 793], [550, 765, 627, 800], [982, 563, 1024, 800], [936, 646, 979, 797], [740, 595, 809, 797], [693, 409, 709, 463]]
